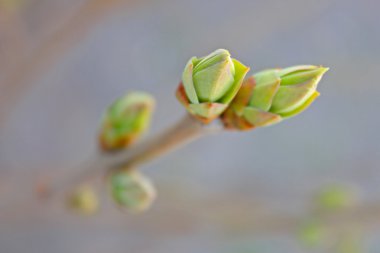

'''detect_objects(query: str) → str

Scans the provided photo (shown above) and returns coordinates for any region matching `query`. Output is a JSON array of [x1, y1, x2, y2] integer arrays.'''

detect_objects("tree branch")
[[51, 114, 223, 196]]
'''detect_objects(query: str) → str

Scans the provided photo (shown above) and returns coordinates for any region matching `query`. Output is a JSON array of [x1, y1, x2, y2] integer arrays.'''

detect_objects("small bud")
[[177, 49, 249, 123], [221, 65, 328, 130], [0, 0, 25, 12], [109, 170, 156, 213], [315, 185, 356, 212], [67, 185, 99, 215], [298, 221, 326, 248], [99, 92, 155, 151], [270, 66, 328, 117]]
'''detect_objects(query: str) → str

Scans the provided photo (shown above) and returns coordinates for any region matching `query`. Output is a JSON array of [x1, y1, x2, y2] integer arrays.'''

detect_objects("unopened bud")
[[222, 65, 328, 130], [315, 184, 356, 211], [67, 185, 99, 215], [177, 49, 249, 123], [99, 92, 155, 151], [298, 221, 326, 248], [270, 66, 328, 117], [109, 170, 156, 213]]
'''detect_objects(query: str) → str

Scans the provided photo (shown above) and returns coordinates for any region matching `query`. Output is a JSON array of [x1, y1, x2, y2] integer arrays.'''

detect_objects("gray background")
[[1, 0, 379, 252]]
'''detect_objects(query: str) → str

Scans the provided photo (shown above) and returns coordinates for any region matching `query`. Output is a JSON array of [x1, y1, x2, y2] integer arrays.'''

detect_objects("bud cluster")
[[177, 49, 328, 129], [87, 48, 329, 215], [176, 49, 250, 123]]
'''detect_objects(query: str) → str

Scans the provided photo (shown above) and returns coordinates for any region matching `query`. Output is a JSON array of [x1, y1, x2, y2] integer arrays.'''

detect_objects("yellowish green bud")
[[177, 49, 249, 123], [0, 0, 25, 12], [109, 170, 156, 213], [99, 92, 155, 151], [315, 185, 356, 211], [298, 221, 326, 248], [270, 66, 328, 116], [192, 49, 235, 102], [222, 65, 328, 130], [221, 77, 282, 130], [67, 185, 99, 215]]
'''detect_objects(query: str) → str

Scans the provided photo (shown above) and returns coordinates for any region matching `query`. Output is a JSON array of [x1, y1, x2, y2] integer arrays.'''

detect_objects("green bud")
[[192, 49, 235, 102], [0, 0, 25, 12], [221, 65, 328, 130], [249, 69, 281, 111], [270, 66, 328, 116], [109, 170, 156, 213], [67, 185, 99, 215], [99, 92, 155, 151], [298, 221, 326, 248], [177, 49, 249, 123], [315, 185, 356, 211]]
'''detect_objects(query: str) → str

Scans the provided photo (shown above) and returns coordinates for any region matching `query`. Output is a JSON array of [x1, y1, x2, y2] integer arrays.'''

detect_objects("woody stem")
[[51, 114, 223, 196]]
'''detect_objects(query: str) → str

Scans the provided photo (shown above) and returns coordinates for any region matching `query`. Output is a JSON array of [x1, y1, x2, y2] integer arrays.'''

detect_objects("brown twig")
[[51, 114, 223, 197]]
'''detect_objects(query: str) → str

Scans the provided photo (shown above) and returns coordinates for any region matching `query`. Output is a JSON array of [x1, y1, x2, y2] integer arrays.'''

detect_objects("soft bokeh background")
[[1, 0, 379, 252]]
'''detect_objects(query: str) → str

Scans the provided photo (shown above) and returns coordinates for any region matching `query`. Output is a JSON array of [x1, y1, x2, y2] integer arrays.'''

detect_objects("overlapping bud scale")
[[176, 49, 249, 123], [222, 65, 328, 130]]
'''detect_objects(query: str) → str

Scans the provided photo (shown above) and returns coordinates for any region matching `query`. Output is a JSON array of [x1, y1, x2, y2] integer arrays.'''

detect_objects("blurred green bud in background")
[[99, 92, 155, 151], [176, 49, 249, 123], [298, 220, 326, 248], [315, 184, 357, 212], [0, 0, 25, 12], [109, 170, 156, 213], [67, 185, 99, 215], [222, 65, 328, 130]]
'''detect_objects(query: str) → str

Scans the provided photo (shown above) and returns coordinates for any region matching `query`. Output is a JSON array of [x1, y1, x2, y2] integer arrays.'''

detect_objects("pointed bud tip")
[[314, 66, 329, 76], [194, 48, 232, 72], [311, 65, 330, 78], [213, 48, 231, 56], [320, 66, 329, 74]]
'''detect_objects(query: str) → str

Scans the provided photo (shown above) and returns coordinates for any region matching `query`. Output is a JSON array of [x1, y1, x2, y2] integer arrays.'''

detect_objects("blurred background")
[[0, 0, 379, 252]]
